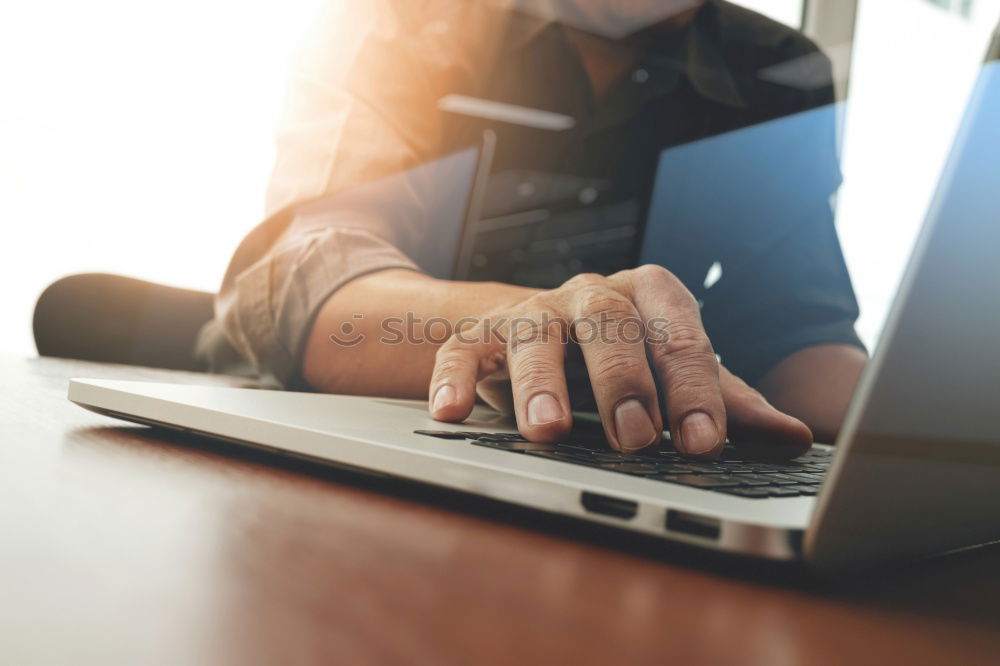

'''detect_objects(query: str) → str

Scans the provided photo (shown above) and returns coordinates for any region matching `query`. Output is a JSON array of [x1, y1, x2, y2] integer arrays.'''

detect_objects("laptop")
[[68, 42, 1000, 570]]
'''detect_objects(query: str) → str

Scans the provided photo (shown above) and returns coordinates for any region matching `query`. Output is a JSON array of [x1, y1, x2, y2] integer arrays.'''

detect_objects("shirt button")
[[632, 68, 650, 84]]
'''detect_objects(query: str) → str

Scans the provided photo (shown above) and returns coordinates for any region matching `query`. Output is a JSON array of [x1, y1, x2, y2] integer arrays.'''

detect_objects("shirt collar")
[[662, 1, 747, 108], [504, 0, 746, 109]]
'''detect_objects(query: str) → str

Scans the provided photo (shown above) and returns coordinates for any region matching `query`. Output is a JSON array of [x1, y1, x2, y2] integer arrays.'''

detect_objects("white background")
[[1, 0, 998, 357]]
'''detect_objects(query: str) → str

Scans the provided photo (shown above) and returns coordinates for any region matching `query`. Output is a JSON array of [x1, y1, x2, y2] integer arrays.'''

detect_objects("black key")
[[765, 487, 802, 497], [470, 439, 558, 452], [787, 485, 820, 496], [716, 487, 771, 498], [745, 463, 785, 473], [630, 451, 663, 462], [769, 473, 823, 484], [648, 463, 691, 474], [598, 463, 660, 475], [743, 474, 796, 486], [473, 434, 529, 443], [659, 474, 743, 488], [749, 465, 805, 476], [681, 464, 730, 475], [413, 430, 470, 439], [590, 453, 631, 463], [717, 461, 748, 468], [615, 453, 655, 462], [733, 476, 772, 487], [650, 463, 695, 474], [779, 472, 825, 484], [525, 450, 598, 466], [801, 465, 829, 473], [753, 465, 800, 481], [489, 432, 525, 440], [556, 444, 599, 455]]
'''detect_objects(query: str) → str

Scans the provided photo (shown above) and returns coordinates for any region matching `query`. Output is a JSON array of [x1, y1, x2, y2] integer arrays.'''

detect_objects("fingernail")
[[432, 385, 457, 414], [613, 399, 658, 452], [527, 393, 564, 426], [680, 411, 721, 455]]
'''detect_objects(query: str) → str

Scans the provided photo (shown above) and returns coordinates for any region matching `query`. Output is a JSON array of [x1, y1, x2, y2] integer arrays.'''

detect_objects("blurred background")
[[2, 0, 998, 357]]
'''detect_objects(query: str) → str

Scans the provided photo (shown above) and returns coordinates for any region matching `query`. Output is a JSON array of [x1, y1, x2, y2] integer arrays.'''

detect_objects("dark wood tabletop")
[[2, 356, 999, 665]]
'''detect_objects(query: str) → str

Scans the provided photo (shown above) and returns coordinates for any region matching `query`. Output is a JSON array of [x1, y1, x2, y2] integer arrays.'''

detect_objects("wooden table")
[[2, 356, 999, 665]]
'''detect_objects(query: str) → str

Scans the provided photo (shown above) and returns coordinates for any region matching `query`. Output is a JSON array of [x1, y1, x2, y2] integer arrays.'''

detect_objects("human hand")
[[428, 265, 812, 459]]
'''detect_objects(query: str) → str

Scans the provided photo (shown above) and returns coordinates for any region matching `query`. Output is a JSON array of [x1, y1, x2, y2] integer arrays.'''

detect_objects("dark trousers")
[[34, 273, 221, 372]]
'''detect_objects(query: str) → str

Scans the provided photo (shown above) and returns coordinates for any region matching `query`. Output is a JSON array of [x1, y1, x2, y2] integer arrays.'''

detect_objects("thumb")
[[719, 366, 813, 458]]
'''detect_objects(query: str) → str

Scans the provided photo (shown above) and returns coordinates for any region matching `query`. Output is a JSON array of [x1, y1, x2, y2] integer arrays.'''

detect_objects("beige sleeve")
[[213, 0, 481, 386]]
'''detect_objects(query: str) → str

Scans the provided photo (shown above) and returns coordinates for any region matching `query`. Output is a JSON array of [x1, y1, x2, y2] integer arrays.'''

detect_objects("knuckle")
[[634, 263, 677, 284], [631, 264, 699, 305], [648, 325, 717, 381], [650, 323, 714, 357], [572, 293, 644, 348], [508, 315, 568, 347], [432, 355, 469, 378], [615, 264, 679, 294], [508, 317, 544, 342], [665, 356, 719, 393], [564, 272, 605, 290], [575, 286, 633, 319], [510, 358, 563, 394], [521, 292, 555, 313], [591, 348, 648, 382], [519, 294, 571, 329]]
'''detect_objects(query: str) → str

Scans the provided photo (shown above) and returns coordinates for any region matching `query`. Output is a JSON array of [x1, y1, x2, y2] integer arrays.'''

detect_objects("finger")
[[506, 314, 573, 442], [568, 278, 663, 452], [614, 265, 726, 458], [429, 320, 506, 423], [719, 366, 814, 458]]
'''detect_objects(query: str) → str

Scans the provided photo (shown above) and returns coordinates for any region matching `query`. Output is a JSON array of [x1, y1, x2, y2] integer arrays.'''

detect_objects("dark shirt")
[[203, 0, 863, 387]]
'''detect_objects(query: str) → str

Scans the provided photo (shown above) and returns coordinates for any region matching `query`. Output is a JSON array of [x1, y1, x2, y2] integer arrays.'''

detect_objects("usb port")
[[665, 510, 721, 540], [580, 492, 638, 520]]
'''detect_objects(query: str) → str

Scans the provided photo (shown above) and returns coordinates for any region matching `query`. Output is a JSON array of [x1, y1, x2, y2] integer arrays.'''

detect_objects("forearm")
[[302, 269, 538, 397], [756, 344, 868, 444]]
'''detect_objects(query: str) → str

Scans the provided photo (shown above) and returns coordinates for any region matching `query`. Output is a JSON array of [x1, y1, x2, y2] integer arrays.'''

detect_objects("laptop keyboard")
[[414, 430, 830, 499]]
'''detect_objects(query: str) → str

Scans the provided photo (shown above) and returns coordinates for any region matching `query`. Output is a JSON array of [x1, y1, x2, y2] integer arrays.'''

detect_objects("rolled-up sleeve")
[[208, 0, 474, 386], [215, 220, 419, 387]]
